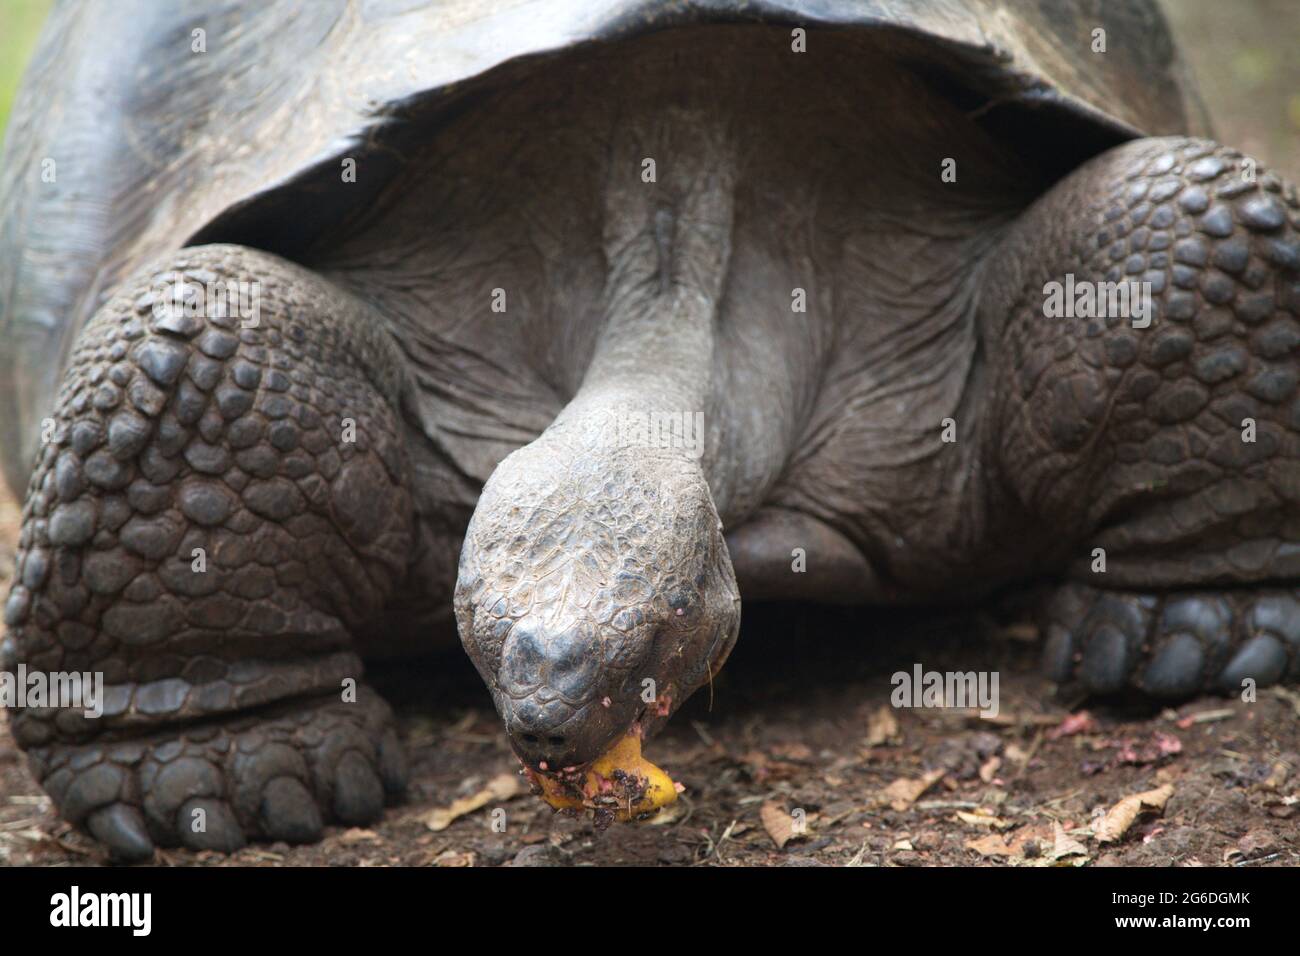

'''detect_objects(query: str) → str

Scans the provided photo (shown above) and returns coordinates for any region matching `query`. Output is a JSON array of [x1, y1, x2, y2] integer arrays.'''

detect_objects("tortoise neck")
[[541, 105, 794, 526], [549, 106, 743, 516], [579, 105, 733, 403]]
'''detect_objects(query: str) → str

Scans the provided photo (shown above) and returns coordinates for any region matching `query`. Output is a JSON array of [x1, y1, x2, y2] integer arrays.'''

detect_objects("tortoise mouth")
[[499, 685, 649, 772], [520, 707, 649, 776], [507, 622, 736, 774]]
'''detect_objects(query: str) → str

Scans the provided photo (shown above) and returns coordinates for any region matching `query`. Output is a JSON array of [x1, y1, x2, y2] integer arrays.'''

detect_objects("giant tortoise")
[[1, 0, 1298, 860]]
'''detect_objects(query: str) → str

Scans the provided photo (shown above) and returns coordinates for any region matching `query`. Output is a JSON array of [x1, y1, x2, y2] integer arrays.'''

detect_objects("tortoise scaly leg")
[[982, 138, 1300, 697], [2, 244, 414, 859]]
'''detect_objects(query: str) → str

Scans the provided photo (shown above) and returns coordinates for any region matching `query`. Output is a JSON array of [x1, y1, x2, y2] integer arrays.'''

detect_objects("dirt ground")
[[1, 488, 1296, 868]]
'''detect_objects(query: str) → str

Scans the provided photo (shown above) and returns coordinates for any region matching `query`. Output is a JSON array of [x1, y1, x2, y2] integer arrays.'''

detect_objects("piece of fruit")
[[528, 733, 680, 825]]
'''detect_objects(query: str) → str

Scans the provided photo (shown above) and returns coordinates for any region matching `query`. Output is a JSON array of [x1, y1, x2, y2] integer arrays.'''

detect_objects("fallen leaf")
[[1005, 822, 1055, 860], [1262, 762, 1291, 790], [880, 769, 944, 812], [966, 834, 1011, 857], [978, 755, 1002, 783], [771, 742, 814, 761], [1175, 708, 1234, 729], [1050, 821, 1089, 861], [742, 751, 802, 783], [338, 828, 380, 844], [644, 799, 688, 826], [424, 773, 524, 831], [955, 810, 1012, 829], [760, 800, 806, 849], [1094, 784, 1175, 843], [864, 706, 900, 747], [1049, 711, 1098, 739]]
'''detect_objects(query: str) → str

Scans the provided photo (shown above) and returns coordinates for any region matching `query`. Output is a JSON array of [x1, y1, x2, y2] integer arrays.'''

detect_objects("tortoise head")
[[453, 408, 740, 771]]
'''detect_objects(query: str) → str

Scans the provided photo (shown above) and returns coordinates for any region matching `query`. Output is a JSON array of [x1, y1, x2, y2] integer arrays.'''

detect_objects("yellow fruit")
[[534, 774, 584, 812], [530, 733, 679, 822]]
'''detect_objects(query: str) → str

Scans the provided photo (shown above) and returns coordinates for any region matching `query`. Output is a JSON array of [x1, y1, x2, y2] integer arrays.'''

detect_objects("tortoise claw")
[[260, 777, 323, 844], [179, 797, 246, 853], [86, 804, 154, 864], [332, 750, 385, 825]]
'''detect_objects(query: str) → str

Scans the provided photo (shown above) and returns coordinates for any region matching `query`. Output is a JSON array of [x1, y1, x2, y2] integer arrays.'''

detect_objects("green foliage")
[[0, 0, 54, 141]]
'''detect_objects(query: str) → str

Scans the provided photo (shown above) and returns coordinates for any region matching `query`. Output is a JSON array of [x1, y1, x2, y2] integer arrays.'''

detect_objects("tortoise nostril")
[[521, 733, 540, 744], [547, 735, 565, 747]]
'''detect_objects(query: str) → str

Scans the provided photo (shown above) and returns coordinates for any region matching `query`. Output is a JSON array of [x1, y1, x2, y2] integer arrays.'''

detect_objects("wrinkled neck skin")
[[549, 107, 752, 513], [454, 104, 783, 769]]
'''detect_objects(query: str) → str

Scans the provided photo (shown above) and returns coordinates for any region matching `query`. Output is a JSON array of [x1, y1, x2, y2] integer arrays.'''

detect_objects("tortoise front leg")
[[981, 137, 1300, 697], [2, 245, 414, 859]]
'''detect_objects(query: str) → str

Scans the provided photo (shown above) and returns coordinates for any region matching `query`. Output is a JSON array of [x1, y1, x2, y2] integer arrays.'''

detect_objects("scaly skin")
[[1, 245, 414, 859], [983, 137, 1300, 695]]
